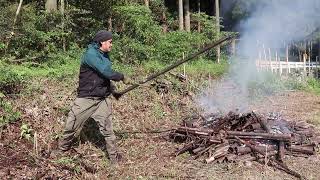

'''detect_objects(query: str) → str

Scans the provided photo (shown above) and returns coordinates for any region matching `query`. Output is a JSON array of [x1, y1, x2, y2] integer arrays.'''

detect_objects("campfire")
[[169, 111, 320, 178]]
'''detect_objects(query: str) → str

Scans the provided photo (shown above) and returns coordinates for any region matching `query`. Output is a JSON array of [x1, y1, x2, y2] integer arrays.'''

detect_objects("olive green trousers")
[[59, 97, 117, 156]]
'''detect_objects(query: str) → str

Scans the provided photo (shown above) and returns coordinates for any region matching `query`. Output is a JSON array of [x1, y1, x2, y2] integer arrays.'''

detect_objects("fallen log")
[[176, 127, 215, 136], [174, 139, 202, 156], [193, 144, 217, 160], [232, 145, 276, 155], [206, 144, 230, 163], [235, 136, 303, 179], [278, 141, 285, 161], [287, 145, 315, 155]]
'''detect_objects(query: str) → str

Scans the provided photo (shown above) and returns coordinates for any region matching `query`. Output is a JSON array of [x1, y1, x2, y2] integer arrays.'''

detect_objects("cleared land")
[[1, 77, 320, 179]]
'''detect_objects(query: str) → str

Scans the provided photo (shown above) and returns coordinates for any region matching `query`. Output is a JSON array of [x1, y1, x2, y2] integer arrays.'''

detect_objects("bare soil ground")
[[1, 78, 320, 180]]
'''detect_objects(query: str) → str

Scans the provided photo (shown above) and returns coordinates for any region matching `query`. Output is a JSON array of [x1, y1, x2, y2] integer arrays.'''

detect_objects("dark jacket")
[[77, 43, 123, 98]]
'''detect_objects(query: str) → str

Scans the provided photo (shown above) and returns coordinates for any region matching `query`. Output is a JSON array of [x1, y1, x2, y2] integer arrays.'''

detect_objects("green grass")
[[304, 78, 320, 94], [182, 58, 228, 77], [0, 97, 21, 127], [307, 112, 320, 126]]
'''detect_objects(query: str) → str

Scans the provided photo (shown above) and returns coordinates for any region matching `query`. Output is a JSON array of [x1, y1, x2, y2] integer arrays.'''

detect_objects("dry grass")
[[1, 77, 320, 179]]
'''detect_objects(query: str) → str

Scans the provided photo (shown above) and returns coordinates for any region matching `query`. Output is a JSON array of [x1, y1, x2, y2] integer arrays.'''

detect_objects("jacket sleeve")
[[83, 53, 124, 81]]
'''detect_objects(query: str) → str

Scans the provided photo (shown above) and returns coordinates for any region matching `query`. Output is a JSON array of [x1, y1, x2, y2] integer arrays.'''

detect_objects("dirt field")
[[1, 78, 320, 179]]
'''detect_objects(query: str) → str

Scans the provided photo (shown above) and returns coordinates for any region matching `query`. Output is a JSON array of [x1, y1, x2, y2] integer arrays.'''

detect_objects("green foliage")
[[0, 42, 5, 50], [20, 123, 33, 141], [192, 13, 220, 39], [152, 102, 166, 119], [223, 0, 261, 30], [113, 4, 162, 44], [0, 64, 25, 94], [304, 78, 320, 94], [0, 95, 21, 127], [112, 36, 155, 64], [54, 157, 74, 165], [182, 59, 229, 77], [248, 73, 287, 96], [153, 31, 207, 63], [142, 60, 166, 73], [246, 73, 320, 97], [1, 3, 74, 60], [149, 0, 169, 25]]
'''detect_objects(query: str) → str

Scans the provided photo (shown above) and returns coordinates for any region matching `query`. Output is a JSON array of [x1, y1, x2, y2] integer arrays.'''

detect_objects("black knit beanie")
[[93, 30, 112, 43]]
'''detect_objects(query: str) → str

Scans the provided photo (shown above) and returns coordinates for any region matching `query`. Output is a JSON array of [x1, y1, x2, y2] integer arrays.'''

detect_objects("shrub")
[[0, 93, 21, 127], [0, 64, 25, 94], [113, 4, 162, 44], [1, 3, 74, 60]]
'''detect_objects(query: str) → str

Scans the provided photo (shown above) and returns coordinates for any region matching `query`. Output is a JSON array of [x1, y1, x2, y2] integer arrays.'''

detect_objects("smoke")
[[197, 0, 320, 115]]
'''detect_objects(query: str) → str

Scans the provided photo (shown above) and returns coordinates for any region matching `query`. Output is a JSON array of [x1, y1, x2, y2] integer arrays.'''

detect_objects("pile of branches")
[[169, 111, 320, 179]]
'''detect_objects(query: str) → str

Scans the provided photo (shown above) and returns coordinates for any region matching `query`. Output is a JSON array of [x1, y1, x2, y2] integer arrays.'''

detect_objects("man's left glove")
[[112, 91, 122, 100]]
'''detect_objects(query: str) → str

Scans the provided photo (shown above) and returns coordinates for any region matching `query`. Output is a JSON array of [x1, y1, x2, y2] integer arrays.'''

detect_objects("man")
[[59, 30, 127, 163]]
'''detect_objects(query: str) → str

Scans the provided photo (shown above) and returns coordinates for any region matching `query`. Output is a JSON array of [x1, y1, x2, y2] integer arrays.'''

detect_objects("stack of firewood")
[[169, 111, 320, 178]]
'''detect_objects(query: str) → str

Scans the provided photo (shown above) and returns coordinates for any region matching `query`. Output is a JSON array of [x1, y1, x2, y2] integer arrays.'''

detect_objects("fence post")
[[303, 53, 307, 75], [279, 58, 283, 75], [286, 45, 290, 74]]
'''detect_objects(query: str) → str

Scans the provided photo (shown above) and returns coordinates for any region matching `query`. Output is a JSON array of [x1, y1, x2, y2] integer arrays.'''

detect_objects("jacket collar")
[[89, 42, 109, 57]]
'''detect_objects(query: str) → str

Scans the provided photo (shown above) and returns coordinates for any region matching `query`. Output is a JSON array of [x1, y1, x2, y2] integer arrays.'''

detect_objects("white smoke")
[[197, 0, 320, 115]]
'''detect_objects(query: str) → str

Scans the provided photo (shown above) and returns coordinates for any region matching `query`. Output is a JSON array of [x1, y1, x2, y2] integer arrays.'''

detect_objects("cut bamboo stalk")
[[206, 144, 230, 163], [235, 136, 303, 179], [34, 131, 38, 156], [278, 141, 285, 161], [226, 131, 291, 141]]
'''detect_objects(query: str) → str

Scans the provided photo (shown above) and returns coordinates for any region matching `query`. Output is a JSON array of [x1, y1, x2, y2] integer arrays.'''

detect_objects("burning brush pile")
[[169, 111, 320, 178]]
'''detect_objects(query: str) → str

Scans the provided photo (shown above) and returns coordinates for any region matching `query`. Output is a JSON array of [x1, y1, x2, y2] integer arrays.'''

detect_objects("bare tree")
[[144, 0, 149, 8], [5, 0, 23, 54], [215, 0, 220, 63], [45, 0, 57, 12], [198, 0, 201, 32], [108, 17, 113, 31], [178, 0, 184, 31], [60, 0, 66, 51], [162, 12, 168, 33], [184, 0, 190, 32]]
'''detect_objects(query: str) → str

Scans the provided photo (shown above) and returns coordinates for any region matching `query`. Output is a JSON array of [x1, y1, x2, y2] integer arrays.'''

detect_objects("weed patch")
[[0, 65, 25, 94], [0, 95, 21, 127]]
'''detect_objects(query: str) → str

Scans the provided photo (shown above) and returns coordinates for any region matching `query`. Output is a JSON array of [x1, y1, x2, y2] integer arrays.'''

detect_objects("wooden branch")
[[253, 113, 271, 132], [226, 131, 291, 141], [205, 144, 230, 163], [287, 145, 315, 155], [278, 141, 285, 161], [235, 136, 303, 179]]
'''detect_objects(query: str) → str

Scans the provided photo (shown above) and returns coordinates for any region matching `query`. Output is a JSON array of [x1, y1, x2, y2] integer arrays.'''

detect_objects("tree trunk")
[[184, 0, 190, 32], [162, 12, 168, 33], [215, 0, 220, 63], [60, 0, 66, 51], [318, 39, 320, 63], [108, 17, 113, 31], [5, 0, 23, 54], [178, 0, 184, 31], [144, 0, 149, 8], [45, 0, 57, 12], [198, 0, 201, 32]]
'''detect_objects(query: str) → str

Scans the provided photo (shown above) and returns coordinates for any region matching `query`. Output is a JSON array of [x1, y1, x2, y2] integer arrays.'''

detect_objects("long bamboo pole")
[[113, 34, 237, 99]]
